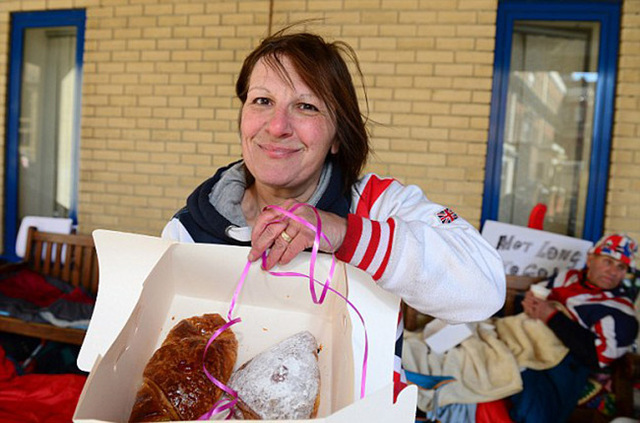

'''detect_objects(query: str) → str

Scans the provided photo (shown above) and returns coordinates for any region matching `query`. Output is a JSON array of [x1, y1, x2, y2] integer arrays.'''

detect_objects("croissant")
[[128, 313, 237, 422]]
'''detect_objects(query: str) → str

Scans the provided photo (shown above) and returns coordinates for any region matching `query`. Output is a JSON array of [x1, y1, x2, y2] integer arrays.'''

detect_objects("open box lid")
[[78, 230, 174, 372]]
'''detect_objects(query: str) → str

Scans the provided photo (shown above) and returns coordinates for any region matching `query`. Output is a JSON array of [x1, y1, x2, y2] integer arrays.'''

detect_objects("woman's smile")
[[257, 142, 304, 159]]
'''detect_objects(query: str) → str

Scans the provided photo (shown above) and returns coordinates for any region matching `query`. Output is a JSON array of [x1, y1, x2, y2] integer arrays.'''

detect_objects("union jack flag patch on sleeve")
[[437, 207, 458, 224]]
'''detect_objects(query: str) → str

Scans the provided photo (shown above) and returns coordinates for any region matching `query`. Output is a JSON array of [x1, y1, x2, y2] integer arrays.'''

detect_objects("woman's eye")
[[299, 103, 319, 112], [253, 97, 271, 106]]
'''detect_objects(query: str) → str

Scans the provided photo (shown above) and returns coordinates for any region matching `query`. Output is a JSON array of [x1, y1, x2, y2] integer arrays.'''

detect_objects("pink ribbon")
[[265, 203, 336, 304], [262, 264, 370, 400], [198, 204, 369, 420], [197, 261, 251, 420]]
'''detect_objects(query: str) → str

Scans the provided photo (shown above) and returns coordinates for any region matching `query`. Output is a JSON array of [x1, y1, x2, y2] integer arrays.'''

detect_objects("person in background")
[[162, 27, 506, 399], [510, 233, 639, 422]]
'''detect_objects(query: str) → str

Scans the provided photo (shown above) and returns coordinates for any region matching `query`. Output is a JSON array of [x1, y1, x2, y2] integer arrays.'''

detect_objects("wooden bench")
[[0, 226, 98, 345], [402, 275, 640, 422]]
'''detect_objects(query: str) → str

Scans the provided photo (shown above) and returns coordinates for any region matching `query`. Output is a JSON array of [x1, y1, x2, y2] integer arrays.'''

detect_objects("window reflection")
[[18, 26, 77, 220], [499, 21, 599, 237]]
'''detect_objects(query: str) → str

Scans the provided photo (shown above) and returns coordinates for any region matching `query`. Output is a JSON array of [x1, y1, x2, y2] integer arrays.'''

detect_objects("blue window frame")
[[481, 1, 620, 243], [3, 9, 86, 260]]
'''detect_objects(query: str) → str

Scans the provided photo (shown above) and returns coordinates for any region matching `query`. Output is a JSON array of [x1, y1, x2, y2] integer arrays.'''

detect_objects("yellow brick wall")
[[75, 0, 500, 237], [0, 0, 637, 245], [78, 0, 270, 234], [610, 0, 640, 243]]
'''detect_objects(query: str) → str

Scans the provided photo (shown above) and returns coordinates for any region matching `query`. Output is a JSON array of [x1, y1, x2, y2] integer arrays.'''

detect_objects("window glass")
[[499, 21, 599, 237], [18, 26, 78, 218]]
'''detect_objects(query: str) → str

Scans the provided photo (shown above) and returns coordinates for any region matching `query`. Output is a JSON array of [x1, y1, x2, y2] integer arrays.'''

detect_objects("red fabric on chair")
[[476, 399, 515, 423], [0, 269, 64, 307], [0, 346, 17, 380], [0, 346, 86, 422]]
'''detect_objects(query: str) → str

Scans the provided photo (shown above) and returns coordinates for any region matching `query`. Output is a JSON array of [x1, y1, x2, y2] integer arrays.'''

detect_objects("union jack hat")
[[589, 233, 638, 267]]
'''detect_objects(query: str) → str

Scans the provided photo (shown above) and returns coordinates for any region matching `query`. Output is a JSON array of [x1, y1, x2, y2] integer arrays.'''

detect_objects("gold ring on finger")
[[280, 231, 293, 243]]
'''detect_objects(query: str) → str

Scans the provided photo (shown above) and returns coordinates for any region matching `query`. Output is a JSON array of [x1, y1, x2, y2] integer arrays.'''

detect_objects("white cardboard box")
[[422, 318, 473, 354], [74, 230, 417, 422]]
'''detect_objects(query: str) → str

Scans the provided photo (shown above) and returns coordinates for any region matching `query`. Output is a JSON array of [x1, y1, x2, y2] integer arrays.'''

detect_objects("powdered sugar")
[[228, 331, 320, 420]]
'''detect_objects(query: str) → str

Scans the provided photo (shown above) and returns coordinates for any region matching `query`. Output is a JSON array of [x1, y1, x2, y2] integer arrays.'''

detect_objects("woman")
[[162, 29, 506, 397]]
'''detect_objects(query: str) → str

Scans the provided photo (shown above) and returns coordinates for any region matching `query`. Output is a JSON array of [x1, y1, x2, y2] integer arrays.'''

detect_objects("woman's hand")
[[247, 200, 348, 270], [521, 290, 556, 322]]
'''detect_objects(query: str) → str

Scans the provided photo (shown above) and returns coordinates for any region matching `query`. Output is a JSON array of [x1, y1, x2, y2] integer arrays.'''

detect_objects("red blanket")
[[0, 346, 86, 422], [0, 268, 94, 306]]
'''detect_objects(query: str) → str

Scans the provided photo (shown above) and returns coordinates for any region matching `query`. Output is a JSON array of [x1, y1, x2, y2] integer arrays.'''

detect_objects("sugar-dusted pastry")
[[129, 313, 237, 422], [229, 331, 321, 420]]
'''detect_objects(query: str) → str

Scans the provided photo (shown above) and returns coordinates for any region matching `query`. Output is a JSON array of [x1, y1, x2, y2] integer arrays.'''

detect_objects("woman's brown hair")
[[235, 29, 370, 193]]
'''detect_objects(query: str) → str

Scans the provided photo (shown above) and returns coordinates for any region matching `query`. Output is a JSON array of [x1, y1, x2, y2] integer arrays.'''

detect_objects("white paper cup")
[[530, 284, 550, 300]]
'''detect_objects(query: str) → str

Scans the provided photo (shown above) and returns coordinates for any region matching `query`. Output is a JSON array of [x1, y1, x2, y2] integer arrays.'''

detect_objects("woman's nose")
[[267, 107, 293, 137]]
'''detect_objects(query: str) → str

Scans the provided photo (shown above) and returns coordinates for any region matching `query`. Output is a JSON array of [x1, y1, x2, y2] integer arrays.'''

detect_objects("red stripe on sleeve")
[[360, 221, 381, 270], [373, 218, 395, 280], [356, 175, 395, 218], [335, 214, 362, 264]]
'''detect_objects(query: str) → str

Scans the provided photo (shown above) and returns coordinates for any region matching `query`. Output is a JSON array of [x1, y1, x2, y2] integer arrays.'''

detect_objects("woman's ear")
[[330, 140, 339, 155]]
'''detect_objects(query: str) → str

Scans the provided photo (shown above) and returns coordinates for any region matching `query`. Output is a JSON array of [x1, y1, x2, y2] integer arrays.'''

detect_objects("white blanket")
[[402, 313, 568, 411]]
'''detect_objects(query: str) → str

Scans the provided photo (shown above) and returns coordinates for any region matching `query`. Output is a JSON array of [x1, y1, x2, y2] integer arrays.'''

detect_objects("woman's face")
[[240, 56, 338, 196]]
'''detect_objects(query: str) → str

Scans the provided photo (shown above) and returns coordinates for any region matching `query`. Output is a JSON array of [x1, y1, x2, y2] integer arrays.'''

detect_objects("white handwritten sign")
[[481, 220, 593, 277]]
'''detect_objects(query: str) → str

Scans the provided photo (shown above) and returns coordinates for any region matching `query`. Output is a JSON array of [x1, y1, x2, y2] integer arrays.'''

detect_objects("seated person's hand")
[[521, 290, 556, 322]]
